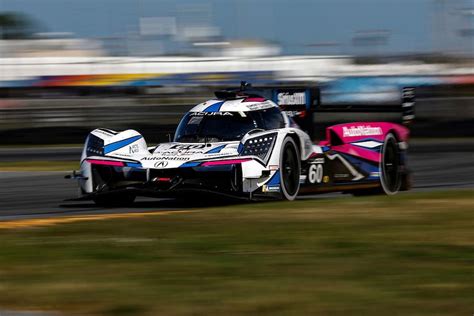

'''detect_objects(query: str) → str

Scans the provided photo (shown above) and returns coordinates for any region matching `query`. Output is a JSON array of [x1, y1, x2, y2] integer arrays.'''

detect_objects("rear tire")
[[352, 132, 402, 196], [279, 137, 301, 200], [380, 133, 402, 195], [93, 192, 136, 207]]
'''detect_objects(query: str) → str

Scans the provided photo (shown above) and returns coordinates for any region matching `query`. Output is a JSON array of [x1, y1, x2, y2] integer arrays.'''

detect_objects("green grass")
[[0, 161, 78, 171], [0, 190, 473, 315]]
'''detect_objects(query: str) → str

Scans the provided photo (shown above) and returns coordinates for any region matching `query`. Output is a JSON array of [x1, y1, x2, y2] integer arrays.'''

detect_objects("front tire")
[[279, 137, 301, 200]]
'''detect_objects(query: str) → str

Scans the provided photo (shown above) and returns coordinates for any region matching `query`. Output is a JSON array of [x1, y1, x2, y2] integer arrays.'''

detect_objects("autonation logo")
[[342, 125, 383, 137]]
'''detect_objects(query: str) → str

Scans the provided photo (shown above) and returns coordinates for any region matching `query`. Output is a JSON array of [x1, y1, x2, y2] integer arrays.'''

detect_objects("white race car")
[[69, 83, 414, 206]]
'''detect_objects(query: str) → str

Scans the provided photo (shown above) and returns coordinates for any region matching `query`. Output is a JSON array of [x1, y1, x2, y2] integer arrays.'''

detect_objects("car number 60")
[[308, 164, 323, 184]]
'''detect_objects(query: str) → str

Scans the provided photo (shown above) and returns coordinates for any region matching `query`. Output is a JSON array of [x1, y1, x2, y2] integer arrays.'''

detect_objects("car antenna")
[[240, 81, 251, 91]]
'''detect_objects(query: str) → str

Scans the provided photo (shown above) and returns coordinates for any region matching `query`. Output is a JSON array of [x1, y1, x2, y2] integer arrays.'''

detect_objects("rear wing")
[[270, 86, 415, 138], [215, 82, 415, 139]]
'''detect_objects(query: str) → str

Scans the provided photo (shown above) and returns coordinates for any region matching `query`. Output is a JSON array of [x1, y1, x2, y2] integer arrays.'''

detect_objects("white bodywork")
[[79, 98, 317, 196]]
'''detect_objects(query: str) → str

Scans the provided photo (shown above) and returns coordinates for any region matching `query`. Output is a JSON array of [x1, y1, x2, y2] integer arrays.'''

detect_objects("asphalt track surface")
[[0, 142, 473, 220]]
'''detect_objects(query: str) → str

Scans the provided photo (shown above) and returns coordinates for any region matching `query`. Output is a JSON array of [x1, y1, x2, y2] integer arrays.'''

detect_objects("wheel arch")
[[286, 132, 303, 160], [279, 135, 301, 200], [386, 128, 411, 191]]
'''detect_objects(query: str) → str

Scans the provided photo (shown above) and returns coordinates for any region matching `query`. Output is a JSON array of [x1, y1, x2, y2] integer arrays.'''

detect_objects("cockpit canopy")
[[174, 107, 285, 143]]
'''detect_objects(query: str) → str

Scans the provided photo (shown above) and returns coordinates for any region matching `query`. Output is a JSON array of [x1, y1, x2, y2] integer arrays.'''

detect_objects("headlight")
[[86, 134, 104, 156], [240, 132, 277, 162]]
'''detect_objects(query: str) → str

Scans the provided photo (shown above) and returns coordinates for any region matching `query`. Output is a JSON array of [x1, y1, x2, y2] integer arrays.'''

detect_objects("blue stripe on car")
[[126, 162, 142, 168], [341, 153, 378, 176], [205, 144, 226, 154], [267, 170, 281, 185], [179, 161, 201, 168], [104, 135, 142, 154], [203, 101, 224, 112], [237, 142, 244, 154]]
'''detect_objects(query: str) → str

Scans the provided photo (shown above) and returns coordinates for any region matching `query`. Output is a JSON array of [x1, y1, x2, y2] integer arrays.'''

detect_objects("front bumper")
[[147, 164, 243, 195], [72, 157, 275, 200]]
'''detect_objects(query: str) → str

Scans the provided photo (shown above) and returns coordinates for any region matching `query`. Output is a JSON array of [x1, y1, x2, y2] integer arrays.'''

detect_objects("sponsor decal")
[[334, 173, 350, 179], [154, 161, 169, 168], [129, 144, 139, 154], [323, 175, 330, 183], [190, 112, 234, 116], [277, 92, 306, 105], [311, 158, 325, 164], [178, 150, 203, 155], [262, 185, 280, 192], [142, 156, 190, 161], [159, 156, 190, 161], [155, 150, 203, 156], [169, 144, 206, 150], [283, 110, 305, 118], [246, 101, 274, 110], [142, 156, 161, 161], [342, 125, 383, 137]]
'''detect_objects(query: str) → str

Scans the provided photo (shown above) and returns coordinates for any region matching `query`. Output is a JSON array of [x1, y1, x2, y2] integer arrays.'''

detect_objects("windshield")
[[175, 112, 263, 143]]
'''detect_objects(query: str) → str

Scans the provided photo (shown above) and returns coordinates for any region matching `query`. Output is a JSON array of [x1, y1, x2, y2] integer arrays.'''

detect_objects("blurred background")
[[0, 3, 472, 314], [0, 0, 473, 145]]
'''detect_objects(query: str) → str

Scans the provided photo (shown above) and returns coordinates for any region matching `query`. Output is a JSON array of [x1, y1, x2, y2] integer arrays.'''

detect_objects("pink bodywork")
[[319, 122, 409, 163]]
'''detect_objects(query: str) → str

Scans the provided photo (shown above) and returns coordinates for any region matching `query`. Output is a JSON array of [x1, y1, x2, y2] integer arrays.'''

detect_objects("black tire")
[[93, 192, 136, 207], [279, 137, 301, 200], [380, 133, 402, 195], [352, 133, 402, 196]]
